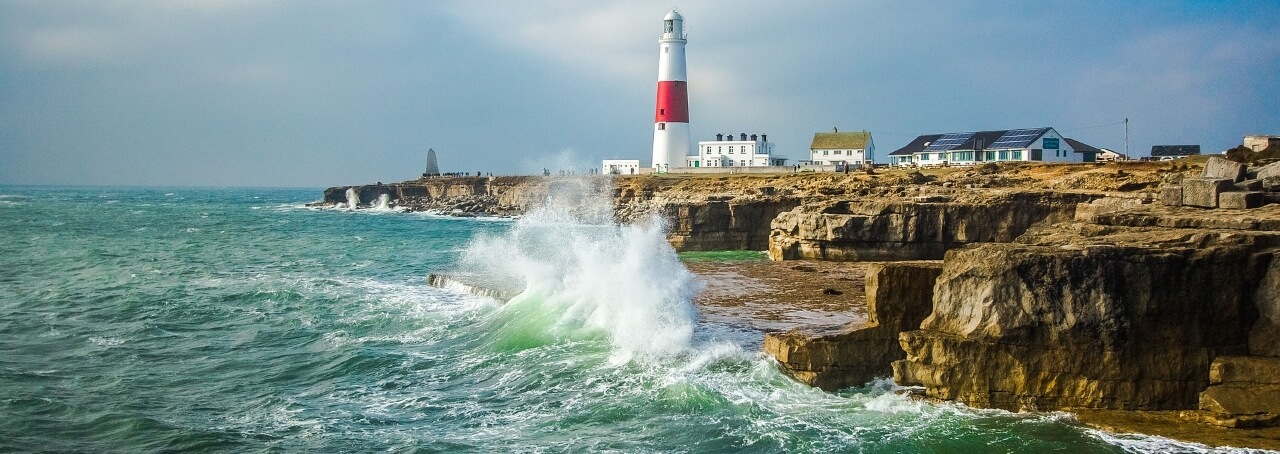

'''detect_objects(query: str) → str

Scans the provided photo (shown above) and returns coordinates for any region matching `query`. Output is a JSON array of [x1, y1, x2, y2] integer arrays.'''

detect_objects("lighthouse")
[[651, 9, 690, 172]]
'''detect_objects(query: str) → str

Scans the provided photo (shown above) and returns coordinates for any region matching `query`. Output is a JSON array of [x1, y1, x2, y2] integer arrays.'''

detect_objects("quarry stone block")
[[1160, 186, 1183, 207], [1202, 157, 1247, 182], [1263, 176, 1280, 192], [1219, 191, 1264, 210], [1236, 179, 1264, 191], [1255, 161, 1280, 180], [1182, 178, 1234, 208]]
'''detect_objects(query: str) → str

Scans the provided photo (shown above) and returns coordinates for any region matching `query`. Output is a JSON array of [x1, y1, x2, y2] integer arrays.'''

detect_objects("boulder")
[[1220, 191, 1265, 210], [1160, 185, 1183, 207], [1264, 176, 1280, 192], [1203, 156, 1247, 182], [1199, 356, 1280, 427], [1255, 161, 1280, 180], [764, 262, 943, 390], [1181, 178, 1234, 208], [1236, 179, 1264, 191]]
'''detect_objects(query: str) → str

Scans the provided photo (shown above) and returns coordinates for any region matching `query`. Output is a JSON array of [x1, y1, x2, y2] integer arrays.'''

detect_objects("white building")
[[808, 129, 874, 166], [601, 159, 642, 175], [691, 133, 787, 168], [888, 127, 1093, 167], [1096, 148, 1128, 162]]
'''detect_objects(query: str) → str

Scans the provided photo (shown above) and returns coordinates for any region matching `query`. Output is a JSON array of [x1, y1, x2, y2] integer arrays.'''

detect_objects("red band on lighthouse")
[[654, 81, 689, 123]]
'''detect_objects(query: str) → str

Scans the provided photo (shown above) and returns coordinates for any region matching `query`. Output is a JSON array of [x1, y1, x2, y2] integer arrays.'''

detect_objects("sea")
[[0, 185, 1257, 453]]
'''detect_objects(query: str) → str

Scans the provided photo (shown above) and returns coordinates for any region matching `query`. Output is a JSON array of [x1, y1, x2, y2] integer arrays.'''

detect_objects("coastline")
[[351, 157, 1280, 450]]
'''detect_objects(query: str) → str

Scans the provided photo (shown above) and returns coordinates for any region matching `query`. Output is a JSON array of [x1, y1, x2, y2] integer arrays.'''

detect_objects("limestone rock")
[[894, 233, 1269, 411], [1251, 253, 1280, 357], [1202, 156, 1247, 182], [1209, 356, 1280, 385], [764, 262, 942, 390], [1220, 191, 1265, 210], [662, 198, 801, 251], [1236, 179, 1264, 191], [1181, 178, 1234, 208], [1199, 356, 1280, 427], [768, 191, 1100, 261], [1160, 186, 1183, 207], [1256, 162, 1280, 180]]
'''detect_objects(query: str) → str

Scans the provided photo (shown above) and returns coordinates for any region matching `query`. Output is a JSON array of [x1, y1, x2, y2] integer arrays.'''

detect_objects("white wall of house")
[[809, 137, 874, 166], [693, 138, 777, 168], [907, 128, 1085, 166], [602, 159, 641, 175]]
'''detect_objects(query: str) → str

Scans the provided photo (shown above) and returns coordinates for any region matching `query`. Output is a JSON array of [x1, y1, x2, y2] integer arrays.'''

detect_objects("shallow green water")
[[677, 250, 769, 262], [0, 186, 1245, 452]]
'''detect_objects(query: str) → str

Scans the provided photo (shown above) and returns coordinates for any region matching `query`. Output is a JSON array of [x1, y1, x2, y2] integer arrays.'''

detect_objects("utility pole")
[[1124, 117, 1129, 158]]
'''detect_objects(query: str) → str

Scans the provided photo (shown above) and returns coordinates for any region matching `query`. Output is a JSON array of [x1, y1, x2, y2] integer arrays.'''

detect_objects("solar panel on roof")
[[988, 128, 1047, 149], [924, 132, 974, 151]]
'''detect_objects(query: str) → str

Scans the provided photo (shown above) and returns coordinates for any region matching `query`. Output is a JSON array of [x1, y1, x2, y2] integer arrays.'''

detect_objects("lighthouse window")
[[657, 123, 666, 131], [664, 46, 669, 53], [665, 20, 673, 33]]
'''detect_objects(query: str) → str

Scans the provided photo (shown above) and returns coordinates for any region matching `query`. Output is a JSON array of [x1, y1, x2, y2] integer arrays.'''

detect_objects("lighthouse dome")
[[664, 10, 683, 21]]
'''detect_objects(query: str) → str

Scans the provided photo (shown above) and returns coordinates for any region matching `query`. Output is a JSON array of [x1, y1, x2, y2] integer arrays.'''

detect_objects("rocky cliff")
[[888, 209, 1280, 417], [764, 261, 942, 390], [323, 175, 807, 251], [768, 191, 1103, 261]]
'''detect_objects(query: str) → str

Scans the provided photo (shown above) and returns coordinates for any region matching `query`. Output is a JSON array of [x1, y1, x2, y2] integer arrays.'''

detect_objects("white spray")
[[371, 194, 393, 211], [460, 177, 701, 361], [345, 188, 359, 210]]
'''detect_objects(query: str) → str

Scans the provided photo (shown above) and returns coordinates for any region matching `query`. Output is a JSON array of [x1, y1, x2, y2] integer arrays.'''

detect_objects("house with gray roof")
[[889, 127, 1096, 167]]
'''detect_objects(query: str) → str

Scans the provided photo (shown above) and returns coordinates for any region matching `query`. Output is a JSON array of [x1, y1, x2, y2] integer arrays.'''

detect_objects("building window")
[[823, 150, 829, 156], [740, 160, 746, 166], [1013, 151, 1023, 160]]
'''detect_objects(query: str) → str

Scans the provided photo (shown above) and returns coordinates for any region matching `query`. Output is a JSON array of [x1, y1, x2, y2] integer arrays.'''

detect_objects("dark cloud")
[[2, 1, 1277, 186]]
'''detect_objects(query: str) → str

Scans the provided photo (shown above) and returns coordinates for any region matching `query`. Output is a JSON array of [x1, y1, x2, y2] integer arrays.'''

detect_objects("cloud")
[[440, 1, 655, 81], [18, 26, 120, 64]]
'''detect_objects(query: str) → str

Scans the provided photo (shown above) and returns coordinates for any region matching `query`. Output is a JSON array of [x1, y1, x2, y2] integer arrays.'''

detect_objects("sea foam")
[[459, 177, 701, 362]]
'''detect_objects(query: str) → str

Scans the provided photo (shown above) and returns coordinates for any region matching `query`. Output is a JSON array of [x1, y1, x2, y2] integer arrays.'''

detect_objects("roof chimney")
[[833, 127, 838, 133], [740, 133, 747, 141], [750, 134, 758, 141], [716, 133, 723, 141], [762, 134, 767, 142]]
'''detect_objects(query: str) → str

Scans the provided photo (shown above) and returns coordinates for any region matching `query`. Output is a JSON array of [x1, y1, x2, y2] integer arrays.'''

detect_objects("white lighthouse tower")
[[651, 9, 690, 172]]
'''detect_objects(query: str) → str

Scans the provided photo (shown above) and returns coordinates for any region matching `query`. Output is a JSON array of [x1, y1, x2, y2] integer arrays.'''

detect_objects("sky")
[[2, 1, 1278, 187]]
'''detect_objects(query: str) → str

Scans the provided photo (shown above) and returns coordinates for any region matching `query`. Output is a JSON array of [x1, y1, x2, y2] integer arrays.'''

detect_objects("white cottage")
[[808, 129, 874, 167]]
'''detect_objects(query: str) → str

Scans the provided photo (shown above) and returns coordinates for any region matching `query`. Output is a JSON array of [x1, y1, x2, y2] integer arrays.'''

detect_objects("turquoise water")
[[0, 186, 1242, 453]]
